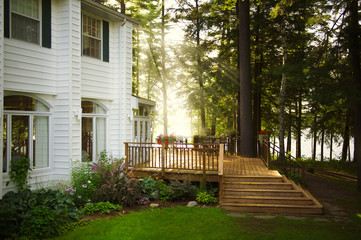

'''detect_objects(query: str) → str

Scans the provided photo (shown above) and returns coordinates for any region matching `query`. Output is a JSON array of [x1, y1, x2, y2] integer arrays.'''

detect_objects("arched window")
[[3, 95, 50, 172], [81, 101, 107, 162]]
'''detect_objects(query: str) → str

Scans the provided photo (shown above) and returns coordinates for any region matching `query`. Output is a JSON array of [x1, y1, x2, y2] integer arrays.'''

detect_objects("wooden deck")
[[223, 156, 280, 177]]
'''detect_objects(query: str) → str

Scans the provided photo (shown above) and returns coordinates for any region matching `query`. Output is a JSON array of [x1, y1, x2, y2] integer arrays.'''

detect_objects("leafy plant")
[[196, 191, 218, 204], [20, 205, 72, 239], [82, 201, 123, 215], [140, 177, 158, 199], [91, 153, 142, 206], [168, 180, 197, 200], [6, 157, 32, 191]]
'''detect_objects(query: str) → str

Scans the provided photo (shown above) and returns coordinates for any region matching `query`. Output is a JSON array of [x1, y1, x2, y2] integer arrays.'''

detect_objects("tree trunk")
[[320, 124, 324, 162], [330, 132, 333, 161], [312, 116, 317, 161], [286, 107, 292, 154], [341, 111, 350, 162], [279, 20, 287, 163], [253, 4, 263, 133], [161, 0, 168, 136], [238, 0, 255, 157], [348, 0, 361, 191], [296, 93, 302, 158], [120, 0, 125, 14]]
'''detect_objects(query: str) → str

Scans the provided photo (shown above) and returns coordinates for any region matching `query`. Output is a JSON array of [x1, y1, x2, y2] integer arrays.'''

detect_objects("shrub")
[[91, 152, 142, 206], [168, 180, 197, 200], [82, 201, 123, 215], [20, 205, 72, 239], [6, 157, 32, 191], [196, 191, 218, 204], [140, 177, 158, 199], [0, 188, 79, 239], [70, 160, 97, 207]]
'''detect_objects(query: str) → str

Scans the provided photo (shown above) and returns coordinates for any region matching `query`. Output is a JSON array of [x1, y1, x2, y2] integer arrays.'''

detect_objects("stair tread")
[[223, 196, 309, 200], [224, 188, 301, 192], [224, 182, 291, 185], [222, 203, 322, 208]]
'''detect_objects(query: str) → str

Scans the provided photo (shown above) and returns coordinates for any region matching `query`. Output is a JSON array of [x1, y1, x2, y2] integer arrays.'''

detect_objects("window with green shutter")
[[4, 0, 51, 48]]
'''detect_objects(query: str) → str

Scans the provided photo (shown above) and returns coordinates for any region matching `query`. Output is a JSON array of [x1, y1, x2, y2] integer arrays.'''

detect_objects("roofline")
[[82, 0, 140, 26]]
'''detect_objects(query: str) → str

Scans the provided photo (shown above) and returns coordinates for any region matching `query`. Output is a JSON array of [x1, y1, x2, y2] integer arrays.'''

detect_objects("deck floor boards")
[[223, 156, 280, 177]]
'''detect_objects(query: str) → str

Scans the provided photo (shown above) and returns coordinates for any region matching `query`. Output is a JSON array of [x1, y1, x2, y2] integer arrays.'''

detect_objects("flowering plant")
[[258, 130, 268, 135], [156, 134, 176, 146], [223, 129, 237, 137], [200, 128, 212, 136]]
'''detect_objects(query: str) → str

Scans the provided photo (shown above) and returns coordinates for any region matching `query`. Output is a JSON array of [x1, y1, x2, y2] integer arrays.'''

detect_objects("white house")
[[0, 0, 154, 197]]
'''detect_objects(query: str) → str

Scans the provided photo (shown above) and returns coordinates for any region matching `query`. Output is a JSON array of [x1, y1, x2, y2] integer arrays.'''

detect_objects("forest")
[[97, 0, 360, 189]]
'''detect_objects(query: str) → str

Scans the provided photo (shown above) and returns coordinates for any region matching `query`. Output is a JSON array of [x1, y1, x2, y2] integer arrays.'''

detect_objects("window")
[[11, 0, 40, 44], [82, 13, 109, 62], [81, 101, 107, 162], [4, 0, 52, 48], [3, 95, 50, 173]]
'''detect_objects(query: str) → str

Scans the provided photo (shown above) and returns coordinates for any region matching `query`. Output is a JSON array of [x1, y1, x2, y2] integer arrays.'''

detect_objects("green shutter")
[[42, 0, 51, 48], [4, 0, 10, 38], [103, 20, 109, 62]]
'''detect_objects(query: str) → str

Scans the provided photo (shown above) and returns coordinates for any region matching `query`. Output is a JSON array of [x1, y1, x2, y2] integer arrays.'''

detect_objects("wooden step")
[[222, 203, 323, 215], [223, 188, 304, 198], [223, 175, 283, 182], [223, 182, 293, 190], [222, 196, 313, 205]]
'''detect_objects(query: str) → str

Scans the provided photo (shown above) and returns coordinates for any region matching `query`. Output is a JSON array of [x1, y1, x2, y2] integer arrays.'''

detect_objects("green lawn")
[[52, 206, 361, 240]]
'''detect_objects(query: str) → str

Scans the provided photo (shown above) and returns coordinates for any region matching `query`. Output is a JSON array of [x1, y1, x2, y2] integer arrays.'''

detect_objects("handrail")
[[258, 140, 305, 186], [124, 142, 222, 179]]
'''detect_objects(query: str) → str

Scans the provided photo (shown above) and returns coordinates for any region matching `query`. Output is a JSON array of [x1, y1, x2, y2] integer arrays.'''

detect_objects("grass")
[[52, 206, 361, 240]]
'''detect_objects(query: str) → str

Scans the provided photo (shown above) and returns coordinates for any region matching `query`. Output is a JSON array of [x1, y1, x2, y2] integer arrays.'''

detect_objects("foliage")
[[20, 205, 72, 239], [70, 160, 97, 207], [82, 202, 123, 215], [196, 191, 218, 204], [91, 152, 142, 206], [7, 157, 32, 191], [0, 189, 79, 239], [304, 159, 357, 176], [139, 177, 158, 199]]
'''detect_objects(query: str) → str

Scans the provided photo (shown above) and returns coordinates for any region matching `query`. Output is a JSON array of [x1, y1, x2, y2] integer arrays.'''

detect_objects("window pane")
[[81, 101, 106, 114], [82, 117, 93, 162], [33, 116, 49, 168], [11, 13, 39, 44], [4, 95, 49, 112], [11, 116, 29, 163], [3, 116, 7, 173], [82, 14, 101, 59], [96, 118, 106, 158]]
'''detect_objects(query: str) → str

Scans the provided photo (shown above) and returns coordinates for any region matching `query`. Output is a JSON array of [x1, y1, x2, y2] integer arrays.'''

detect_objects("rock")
[[150, 203, 159, 208], [187, 201, 198, 207]]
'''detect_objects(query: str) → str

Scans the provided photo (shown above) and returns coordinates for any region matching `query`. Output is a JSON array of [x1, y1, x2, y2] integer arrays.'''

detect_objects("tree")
[[238, 0, 255, 157]]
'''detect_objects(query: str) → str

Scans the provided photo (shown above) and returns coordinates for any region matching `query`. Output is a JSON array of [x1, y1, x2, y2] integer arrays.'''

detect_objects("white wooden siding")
[[0, 0, 4, 198]]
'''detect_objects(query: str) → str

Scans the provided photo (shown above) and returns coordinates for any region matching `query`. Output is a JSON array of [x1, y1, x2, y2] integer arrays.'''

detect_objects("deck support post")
[[125, 142, 129, 171], [266, 142, 270, 169], [219, 144, 224, 176], [161, 147, 165, 177]]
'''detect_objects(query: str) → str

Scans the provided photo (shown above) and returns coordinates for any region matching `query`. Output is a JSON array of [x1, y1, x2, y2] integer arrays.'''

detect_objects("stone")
[[254, 215, 277, 219], [314, 218, 330, 222], [187, 201, 198, 207], [284, 216, 307, 220], [150, 203, 159, 208], [226, 213, 247, 218]]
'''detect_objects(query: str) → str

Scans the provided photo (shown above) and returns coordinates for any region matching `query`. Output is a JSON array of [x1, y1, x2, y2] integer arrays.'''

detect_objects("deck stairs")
[[221, 174, 323, 214]]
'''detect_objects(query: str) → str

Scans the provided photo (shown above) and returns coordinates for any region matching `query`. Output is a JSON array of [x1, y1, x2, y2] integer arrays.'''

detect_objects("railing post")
[[125, 142, 128, 171], [218, 144, 224, 176], [301, 162, 306, 186], [161, 147, 165, 177], [266, 142, 270, 169]]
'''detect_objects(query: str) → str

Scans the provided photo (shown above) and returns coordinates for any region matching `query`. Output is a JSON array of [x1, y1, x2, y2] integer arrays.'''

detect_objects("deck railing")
[[258, 140, 305, 186], [125, 142, 223, 178]]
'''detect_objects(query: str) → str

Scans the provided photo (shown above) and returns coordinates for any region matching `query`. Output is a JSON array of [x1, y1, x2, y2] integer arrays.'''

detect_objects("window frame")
[[3, 96, 51, 173], [82, 12, 103, 60], [10, 0, 42, 45], [81, 101, 108, 162]]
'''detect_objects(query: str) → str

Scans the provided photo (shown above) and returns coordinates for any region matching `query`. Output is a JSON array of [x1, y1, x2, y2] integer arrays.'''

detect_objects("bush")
[[82, 201, 123, 215], [7, 157, 32, 191], [196, 191, 218, 204], [91, 152, 142, 206], [70, 160, 97, 207], [20, 205, 72, 239], [0, 189, 79, 239]]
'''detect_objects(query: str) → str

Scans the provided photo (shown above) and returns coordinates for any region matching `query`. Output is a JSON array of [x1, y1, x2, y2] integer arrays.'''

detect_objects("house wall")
[[0, 0, 4, 198], [1, 0, 136, 195]]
